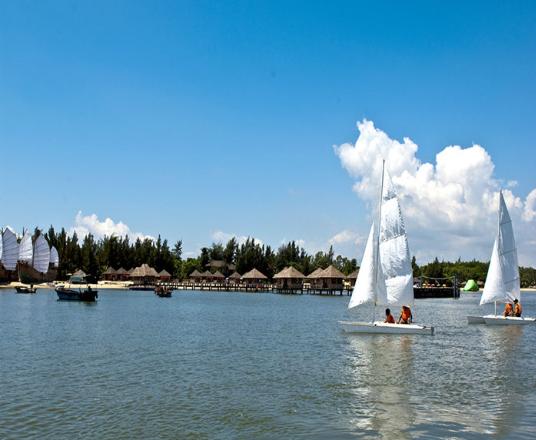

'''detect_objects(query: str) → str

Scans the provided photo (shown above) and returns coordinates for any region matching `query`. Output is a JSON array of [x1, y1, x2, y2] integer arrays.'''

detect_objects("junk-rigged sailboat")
[[18, 232, 57, 284], [0, 227, 20, 283], [467, 191, 535, 325], [339, 162, 434, 335]]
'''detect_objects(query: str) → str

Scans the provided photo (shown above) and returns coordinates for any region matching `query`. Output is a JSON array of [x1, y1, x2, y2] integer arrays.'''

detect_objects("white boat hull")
[[339, 321, 434, 335], [467, 315, 486, 324], [482, 315, 536, 325]]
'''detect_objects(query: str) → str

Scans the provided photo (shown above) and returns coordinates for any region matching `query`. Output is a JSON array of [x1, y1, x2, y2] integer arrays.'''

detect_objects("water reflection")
[[478, 325, 523, 437], [345, 335, 415, 438]]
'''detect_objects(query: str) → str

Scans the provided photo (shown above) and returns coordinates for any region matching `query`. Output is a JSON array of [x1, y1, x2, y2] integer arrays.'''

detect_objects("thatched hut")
[[228, 271, 242, 285], [345, 269, 359, 288], [201, 270, 214, 282], [241, 268, 268, 287], [102, 267, 117, 281], [116, 267, 129, 281], [273, 266, 305, 290], [316, 265, 345, 290], [70, 269, 87, 284], [158, 269, 172, 282], [212, 270, 225, 282], [189, 269, 203, 283], [130, 264, 159, 284]]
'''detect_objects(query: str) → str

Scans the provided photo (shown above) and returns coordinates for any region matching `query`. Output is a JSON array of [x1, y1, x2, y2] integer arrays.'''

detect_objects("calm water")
[[1, 289, 535, 439]]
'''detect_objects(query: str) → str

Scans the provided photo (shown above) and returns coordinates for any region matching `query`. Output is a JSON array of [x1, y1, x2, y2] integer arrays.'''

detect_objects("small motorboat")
[[155, 286, 172, 297], [15, 285, 37, 294], [56, 285, 98, 302]]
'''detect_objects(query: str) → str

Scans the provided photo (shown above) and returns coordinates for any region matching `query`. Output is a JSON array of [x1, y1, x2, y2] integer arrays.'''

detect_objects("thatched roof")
[[116, 267, 128, 275], [212, 270, 225, 279], [307, 267, 325, 279], [103, 267, 116, 275], [227, 263, 236, 271], [273, 266, 305, 279], [72, 269, 87, 277], [319, 265, 345, 279], [159, 269, 171, 277], [207, 260, 226, 268], [228, 271, 241, 279], [346, 269, 359, 279], [241, 268, 268, 280], [130, 264, 159, 278], [189, 269, 203, 277], [201, 270, 214, 278]]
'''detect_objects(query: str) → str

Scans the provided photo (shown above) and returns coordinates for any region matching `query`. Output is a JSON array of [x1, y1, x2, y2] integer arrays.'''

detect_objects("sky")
[[1, 1, 535, 264]]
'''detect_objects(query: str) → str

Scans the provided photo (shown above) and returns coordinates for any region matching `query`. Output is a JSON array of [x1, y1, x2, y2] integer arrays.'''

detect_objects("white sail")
[[18, 231, 33, 263], [33, 235, 50, 273], [480, 191, 520, 305], [50, 246, 59, 267], [1, 227, 19, 270], [379, 172, 414, 306], [349, 223, 387, 309]]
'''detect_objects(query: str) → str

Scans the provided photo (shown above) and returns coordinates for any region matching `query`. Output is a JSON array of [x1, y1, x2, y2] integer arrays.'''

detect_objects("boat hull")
[[15, 286, 37, 294], [482, 315, 535, 325], [467, 315, 486, 324], [339, 321, 434, 335], [56, 288, 98, 302]]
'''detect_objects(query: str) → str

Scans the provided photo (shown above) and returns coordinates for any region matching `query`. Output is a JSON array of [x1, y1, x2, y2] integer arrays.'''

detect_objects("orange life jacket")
[[385, 314, 395, 324], [504, 303, 513, 316], [401, 307, 412, 322], [514, 303, 522, 317]]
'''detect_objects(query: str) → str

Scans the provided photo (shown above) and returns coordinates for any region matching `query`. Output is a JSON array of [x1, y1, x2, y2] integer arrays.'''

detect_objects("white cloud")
[[334, 120, 536, 265], [71, 211, 154, 241], [328, 230, 362, 246]]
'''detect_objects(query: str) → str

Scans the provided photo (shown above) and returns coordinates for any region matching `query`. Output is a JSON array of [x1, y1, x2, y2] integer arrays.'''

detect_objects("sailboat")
[[467, 191, 535, 325], [339, 161, 434, 335], [0, 227, 19, 283], [18, 232, 53, 284]]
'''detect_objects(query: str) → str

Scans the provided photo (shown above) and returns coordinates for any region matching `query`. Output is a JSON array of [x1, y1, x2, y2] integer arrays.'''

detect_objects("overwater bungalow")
[[212, 270, 225, 282], [115, 267, 130, 281], [130, 264, 159, 285], [102, 267, 117, 281], [189, 269, 203, 283], [311, 265, 345, 290], [241, 268, 268, 288], [158, 269, 172, 282], [345, 269, 359, 288], [228, 271, 242, 285], [273, 266, 305, 290]]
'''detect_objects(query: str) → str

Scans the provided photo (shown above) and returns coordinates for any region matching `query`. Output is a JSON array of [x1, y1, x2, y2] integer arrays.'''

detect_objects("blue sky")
[[1, 1, 536, 262]]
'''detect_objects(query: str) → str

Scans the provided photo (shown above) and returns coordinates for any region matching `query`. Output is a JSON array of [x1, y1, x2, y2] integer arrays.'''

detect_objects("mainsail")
[[50, 246, 59, 267], [33, 235, 50, 274], [1, 227, 19, 270], [18, 231, 33, 263], [379, 173, 414, 307], [480, 191, 520, 305], [348, 162, 414, 310]]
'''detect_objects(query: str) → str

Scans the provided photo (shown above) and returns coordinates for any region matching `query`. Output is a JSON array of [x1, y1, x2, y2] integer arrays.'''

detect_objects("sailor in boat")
[[384, 308, 396, 324], [503, 302, 514, 317], [398, 306, 413, 324], [513, 299, 522, 317]]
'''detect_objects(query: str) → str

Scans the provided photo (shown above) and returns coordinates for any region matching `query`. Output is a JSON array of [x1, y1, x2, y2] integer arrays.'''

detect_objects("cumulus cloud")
[[334, 120, 536, 265], [328, 230, 362, 246], [71, 211, 154, 241]]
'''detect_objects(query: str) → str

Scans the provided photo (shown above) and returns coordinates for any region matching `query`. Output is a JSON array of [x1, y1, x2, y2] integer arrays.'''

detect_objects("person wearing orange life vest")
[[503, 302, 513, 317], [513, 299, 522, 317], [384, 308, 395, 324], [398, 305, 413, 324]]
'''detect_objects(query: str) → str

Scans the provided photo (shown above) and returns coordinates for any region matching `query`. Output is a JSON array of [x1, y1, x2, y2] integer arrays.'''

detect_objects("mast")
[[372, 159, 385, 322], [495, 190, 501, 316]]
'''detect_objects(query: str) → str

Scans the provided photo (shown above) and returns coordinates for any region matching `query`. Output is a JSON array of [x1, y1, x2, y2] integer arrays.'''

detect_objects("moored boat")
[[56, 286, 98, 302], [15, 285, 37, 294], [155, 286, 172, 297], [341, 161, 434, 335]]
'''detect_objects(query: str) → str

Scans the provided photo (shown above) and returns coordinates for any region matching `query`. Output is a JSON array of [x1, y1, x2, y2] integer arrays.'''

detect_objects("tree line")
[[41, 226, 536, 287]]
